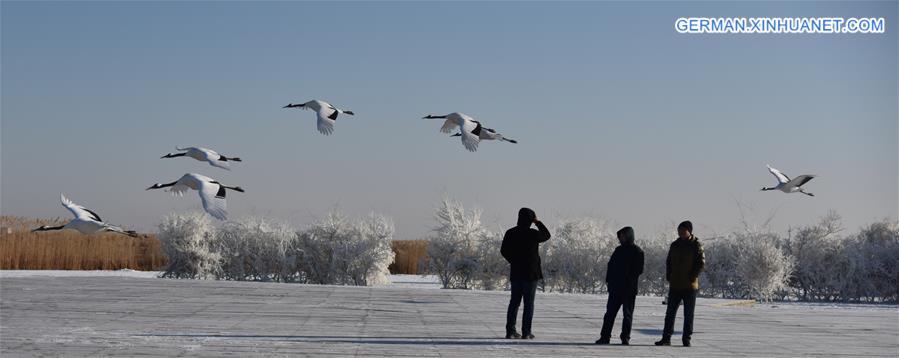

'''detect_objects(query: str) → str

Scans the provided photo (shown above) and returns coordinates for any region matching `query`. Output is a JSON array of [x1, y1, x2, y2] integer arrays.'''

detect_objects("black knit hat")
[[678, 220, 693, 232]]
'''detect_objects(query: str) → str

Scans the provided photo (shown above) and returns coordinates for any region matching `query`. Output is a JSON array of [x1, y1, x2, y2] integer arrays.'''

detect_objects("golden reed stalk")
[[0, 216, 166, 270]]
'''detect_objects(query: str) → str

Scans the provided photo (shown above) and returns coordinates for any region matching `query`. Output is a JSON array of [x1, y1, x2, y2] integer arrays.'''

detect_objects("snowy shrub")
[[154, 206, 896, 300], [842, 221, 899, 302], [783, 213, 849, 301], [637, 233, 670, 296], [426, 199, 500, 289], [216, 217, 298, 282], [779, 214, 899, 303], [701, 237, 743, 298], [156, 212, 221, 279], [346, 214, 397, 286], [156, 211, 394, 286], [298, 211, 396, 286], [298, 212, 353, 285], [472, 231, 508, 290], [731, 231, 793, 301], [541, 219, 615, 294], [701, 231, 792, 301]]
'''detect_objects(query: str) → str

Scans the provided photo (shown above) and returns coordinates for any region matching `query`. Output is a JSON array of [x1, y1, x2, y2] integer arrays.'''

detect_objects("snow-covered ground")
[[2, 274, 896, 357], [762, 301, 899, 312], [0, 269, 164, 279], [378, 274, 442, 289], [0, 270, 442, 288], [3, 270, 896, 311]]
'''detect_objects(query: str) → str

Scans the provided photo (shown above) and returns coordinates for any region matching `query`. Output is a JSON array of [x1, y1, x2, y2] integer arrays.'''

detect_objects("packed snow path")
[[1, 276, 897, 357]]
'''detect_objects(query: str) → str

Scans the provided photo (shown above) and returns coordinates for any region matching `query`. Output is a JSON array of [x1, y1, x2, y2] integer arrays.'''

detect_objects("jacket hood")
[[617, 226, 635, 245], [517, 207, 536, 227]]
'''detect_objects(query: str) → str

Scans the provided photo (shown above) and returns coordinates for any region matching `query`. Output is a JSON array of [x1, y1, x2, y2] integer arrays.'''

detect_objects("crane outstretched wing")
[[460, 121, 480, 152], [60, 194, 102, 222], [767, 165, 790, 184], [197, 181, 228, 220], [316, 109, 337, 135], [784, 175, 815, 189]]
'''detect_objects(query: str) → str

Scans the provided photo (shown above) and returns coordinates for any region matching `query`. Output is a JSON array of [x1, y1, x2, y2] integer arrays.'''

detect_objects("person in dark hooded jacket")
[[596, 226, 644, 345], [500, 207, 551, 340]]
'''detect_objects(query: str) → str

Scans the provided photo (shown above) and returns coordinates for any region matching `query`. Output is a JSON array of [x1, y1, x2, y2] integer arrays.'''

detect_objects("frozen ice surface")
[[1, 274, 896, 357]]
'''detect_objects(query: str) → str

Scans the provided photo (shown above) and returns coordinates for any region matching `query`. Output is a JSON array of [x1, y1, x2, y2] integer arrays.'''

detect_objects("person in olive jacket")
[[596, 226, 644, 345], [500, 207, 551, 340], [655, 220, 705, 347]]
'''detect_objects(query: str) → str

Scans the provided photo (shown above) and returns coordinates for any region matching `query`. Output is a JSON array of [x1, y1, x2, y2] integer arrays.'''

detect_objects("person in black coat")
[[596, 226, 644, 345], [500, 207, 551, 340]]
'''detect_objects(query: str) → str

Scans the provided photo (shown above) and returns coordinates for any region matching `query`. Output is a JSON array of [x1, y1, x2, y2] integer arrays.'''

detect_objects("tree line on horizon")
[[3, 205, 897, 303]]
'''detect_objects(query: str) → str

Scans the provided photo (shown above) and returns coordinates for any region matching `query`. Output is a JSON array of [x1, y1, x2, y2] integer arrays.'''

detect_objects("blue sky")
[[2, 1, 896, 239]]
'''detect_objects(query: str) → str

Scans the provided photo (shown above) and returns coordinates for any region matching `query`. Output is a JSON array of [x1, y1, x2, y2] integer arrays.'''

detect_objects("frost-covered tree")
[[842, 221, 899, 302], [297, 211, 396, 286], [781, 214, 899, 302], [156, 212, 221, 279], [701, 237, 743, 298], [472, 231, 508, 290], [700, 232, 792, 301], [637, 232, 670, 296], [732, 231, 793, 301], [427, 198, 493, 289], [217, 217, 297, 282], [345, 214, 396, 286], [297, 212, 351, 285], [156, 210, 394, 286], [153, 206, 896, 301], [541, 219, 615, 294], [784, 213, 847, 301]]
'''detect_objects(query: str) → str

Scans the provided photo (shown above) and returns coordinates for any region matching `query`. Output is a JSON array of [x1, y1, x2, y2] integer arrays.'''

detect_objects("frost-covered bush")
[[701, 237, 742, 298], [155, 207, 897, 301], [298, 212, 396, 286], [780, 214, 899, 303], [298, 212, 356, 285], [216, 217, 298, 282], [695, 232, 792, 301], [732, 231, 793, 301], [841, 221, 899, 302], [638, 233, 672, 296], [541, 219, 615, 294], [426, 199, 502, 289], [347, 213, 397, 286], [156, 211, 394, 286], [156, 212, 221, 279], [473, 231, 508, 290], [783, 213, 849, 301]]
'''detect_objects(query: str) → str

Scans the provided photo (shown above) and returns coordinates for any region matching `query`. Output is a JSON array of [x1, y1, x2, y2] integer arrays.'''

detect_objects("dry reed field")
[[0, 216, 166, 271], [2, 216, 428, 274], [388, 239, 429, 275]]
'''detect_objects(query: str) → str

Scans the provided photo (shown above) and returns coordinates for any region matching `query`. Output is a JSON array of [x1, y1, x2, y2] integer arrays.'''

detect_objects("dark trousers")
[[506, 280, 538, 335], [662, 288, 697, 340], [599, 291, 636, 340]]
